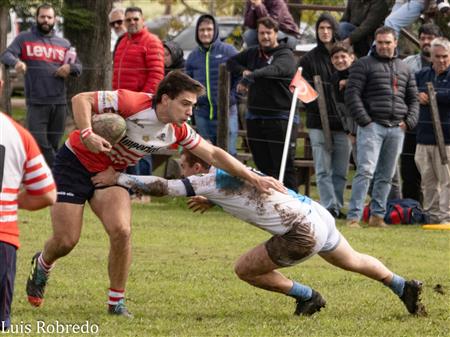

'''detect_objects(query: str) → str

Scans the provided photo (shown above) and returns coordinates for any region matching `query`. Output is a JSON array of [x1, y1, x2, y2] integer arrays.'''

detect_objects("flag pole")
[[279, 67, 302, 183]]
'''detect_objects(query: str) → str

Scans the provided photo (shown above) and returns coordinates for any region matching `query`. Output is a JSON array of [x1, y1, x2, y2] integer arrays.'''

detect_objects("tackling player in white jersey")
[[25, 71, 285, 317], [92, 149, 426, 317]]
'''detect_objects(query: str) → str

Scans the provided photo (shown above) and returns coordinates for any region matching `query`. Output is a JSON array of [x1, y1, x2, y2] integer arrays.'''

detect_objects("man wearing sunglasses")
[[112, 6, 164, 95], [112, 6, 165, 192], [109, 7, 126, 53]]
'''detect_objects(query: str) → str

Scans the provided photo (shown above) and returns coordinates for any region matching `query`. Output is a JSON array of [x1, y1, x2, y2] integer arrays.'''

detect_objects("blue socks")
[[388, 274, 406, 297], [287, 281, 313, 301]]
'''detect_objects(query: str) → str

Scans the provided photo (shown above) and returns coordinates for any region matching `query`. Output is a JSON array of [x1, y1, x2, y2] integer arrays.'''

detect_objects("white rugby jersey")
[[180, 168, 313, 235], [0, 113, 55, 248], [67, 89, 202, 172], [118, 168, 313, 236]]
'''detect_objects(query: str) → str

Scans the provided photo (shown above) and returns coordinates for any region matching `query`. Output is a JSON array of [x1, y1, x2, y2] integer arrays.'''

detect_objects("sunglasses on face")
[[109, 20, 123, 27], [125, 17, 140, 23]]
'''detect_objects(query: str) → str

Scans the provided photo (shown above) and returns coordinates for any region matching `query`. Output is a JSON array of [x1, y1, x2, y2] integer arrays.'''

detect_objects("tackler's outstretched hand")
[[251, 174, 287, 194], [187, 196, 214, 213]]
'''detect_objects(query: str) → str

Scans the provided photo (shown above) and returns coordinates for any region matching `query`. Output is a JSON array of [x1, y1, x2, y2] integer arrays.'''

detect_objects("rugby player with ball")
[[25, 71, 285, 317]]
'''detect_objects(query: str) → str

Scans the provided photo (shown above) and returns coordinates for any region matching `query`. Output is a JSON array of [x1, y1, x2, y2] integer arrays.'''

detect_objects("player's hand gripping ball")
[[92, 113, 127, 145]]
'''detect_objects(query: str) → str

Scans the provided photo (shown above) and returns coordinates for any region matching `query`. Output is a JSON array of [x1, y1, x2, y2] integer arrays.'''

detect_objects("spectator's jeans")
[[309, 129, 351, 214], [338, 22, 356, 40], [348, 123, 405, 220], [415, 144, 450, 223], [244, 29, 298, 50], [385, 0, 426, 35], [126, 155, 152, 175], [26, 104, 67, 168], [246, 119, 298, 191], [195, 105, 239, 156]]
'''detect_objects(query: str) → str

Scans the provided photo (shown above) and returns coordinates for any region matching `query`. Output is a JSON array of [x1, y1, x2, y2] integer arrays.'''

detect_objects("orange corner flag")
[[289, 69, 318, 104]]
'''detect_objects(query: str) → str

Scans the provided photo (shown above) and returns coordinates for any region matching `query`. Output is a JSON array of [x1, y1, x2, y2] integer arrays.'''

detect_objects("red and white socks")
[[38, 253, 54, 274], [108, 288, 125, 307]]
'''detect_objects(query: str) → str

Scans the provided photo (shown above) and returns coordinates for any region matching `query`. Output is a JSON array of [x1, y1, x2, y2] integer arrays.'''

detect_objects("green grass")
[[11, 197, 450, 337]]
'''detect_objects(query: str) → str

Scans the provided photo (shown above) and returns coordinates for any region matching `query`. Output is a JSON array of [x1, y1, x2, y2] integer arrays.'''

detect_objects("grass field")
[[10, 196, 450, 337]]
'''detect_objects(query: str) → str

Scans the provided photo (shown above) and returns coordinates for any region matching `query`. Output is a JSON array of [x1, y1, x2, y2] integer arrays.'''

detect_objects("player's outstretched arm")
[[190, 141, 286, 194], [92, 167, 184, 197]]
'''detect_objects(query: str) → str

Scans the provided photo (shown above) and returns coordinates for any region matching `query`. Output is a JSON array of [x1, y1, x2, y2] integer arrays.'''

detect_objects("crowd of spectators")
[[0, 1, 449, 329], [1, 1, 449, 228]]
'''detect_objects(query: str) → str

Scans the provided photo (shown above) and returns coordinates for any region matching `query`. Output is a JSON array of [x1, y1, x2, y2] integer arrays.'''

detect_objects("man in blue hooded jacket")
[[185, 15, 239, 156]]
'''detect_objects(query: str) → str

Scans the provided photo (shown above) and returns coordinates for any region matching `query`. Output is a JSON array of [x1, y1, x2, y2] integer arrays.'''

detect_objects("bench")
[[236, 129, 315, 195]]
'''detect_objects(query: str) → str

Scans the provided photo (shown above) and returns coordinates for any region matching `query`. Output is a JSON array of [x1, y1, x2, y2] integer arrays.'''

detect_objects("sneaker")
[[337, 211, 347, 220], [327, 209, 338, 218], [108, 299, 133, 318], [368, 215, 389, 228], [346, 219, 361, 228], [400, 280, 427, 316], [26, 252, 49, 307], [294, 290, 326, 316]]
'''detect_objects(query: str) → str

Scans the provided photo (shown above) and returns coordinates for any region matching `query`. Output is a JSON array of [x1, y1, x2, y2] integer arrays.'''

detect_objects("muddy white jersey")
[[117, 168, 340, 256], [169, 168, 313, 236], [67, 89, 202, 172]]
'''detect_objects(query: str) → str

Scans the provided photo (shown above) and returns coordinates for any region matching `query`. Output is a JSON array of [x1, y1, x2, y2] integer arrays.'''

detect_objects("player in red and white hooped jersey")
[[66, 88, 202, 173], [26, 71, 286, 317], [0, 113, 56, 247], [0, 110, 56, 330]]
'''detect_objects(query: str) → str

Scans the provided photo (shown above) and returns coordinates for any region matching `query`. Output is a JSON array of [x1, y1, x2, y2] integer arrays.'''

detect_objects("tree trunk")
[[164, 0, 172, 15], [0, 4, 11, 114], [63, 0, 113, 112]]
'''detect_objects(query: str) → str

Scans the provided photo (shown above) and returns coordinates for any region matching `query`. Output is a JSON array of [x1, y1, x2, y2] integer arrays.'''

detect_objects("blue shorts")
[[53, 145, 126, 204], [52, 145, 98, 204], [0, 242, 16, 331]]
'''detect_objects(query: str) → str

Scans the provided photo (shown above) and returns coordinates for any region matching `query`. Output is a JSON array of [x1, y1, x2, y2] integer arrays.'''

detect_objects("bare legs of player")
[[234, 235, 394, 294], [42, 186, 132, 294]]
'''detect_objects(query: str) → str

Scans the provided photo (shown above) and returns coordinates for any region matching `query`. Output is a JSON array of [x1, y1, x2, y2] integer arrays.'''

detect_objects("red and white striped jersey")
[[67, 89, 202, 172], [0, 112, 56, 248]]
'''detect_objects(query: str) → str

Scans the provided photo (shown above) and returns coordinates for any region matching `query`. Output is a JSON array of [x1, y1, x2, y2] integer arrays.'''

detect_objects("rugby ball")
[[92, 113, 127, 145]]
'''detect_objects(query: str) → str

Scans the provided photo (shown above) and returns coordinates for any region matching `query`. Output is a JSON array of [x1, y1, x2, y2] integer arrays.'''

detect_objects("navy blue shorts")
[[53, 145, 126, 204], [52, 145, 97, 204], [0, 242, 16, 331]]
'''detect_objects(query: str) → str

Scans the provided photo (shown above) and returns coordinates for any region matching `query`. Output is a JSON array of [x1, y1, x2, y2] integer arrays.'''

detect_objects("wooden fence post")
[[427, 82, 448, 165], [313, 75, 332, 152], [217, 63, 229, 152]]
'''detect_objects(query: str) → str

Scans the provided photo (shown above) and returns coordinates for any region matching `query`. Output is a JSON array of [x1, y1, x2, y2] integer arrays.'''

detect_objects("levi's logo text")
[[22, 42, 66, 63]]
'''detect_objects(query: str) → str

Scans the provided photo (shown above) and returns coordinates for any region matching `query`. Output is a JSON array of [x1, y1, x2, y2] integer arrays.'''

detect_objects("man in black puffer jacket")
[[345, 26, 419, 228]]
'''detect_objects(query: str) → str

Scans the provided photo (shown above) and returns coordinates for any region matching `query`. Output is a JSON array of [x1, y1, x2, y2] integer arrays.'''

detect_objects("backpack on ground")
[[362, 198, 429, 224]]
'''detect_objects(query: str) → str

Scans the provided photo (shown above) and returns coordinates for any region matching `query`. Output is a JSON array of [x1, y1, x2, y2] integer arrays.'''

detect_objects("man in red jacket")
[[112, 6, 164, 94], [112, 6, 165, 185]]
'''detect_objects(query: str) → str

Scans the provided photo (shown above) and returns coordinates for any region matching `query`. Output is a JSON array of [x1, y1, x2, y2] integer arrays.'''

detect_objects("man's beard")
[[421, 46, 431, 57], [37, 22, 54, 33]]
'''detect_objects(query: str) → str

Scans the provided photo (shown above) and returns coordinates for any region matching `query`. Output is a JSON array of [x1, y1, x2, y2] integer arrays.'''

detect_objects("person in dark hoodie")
[[227, 16, 298, 190], [298, 13, 351, 220], [163, 40, 185, 75], [185, 14, 239, 156]]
